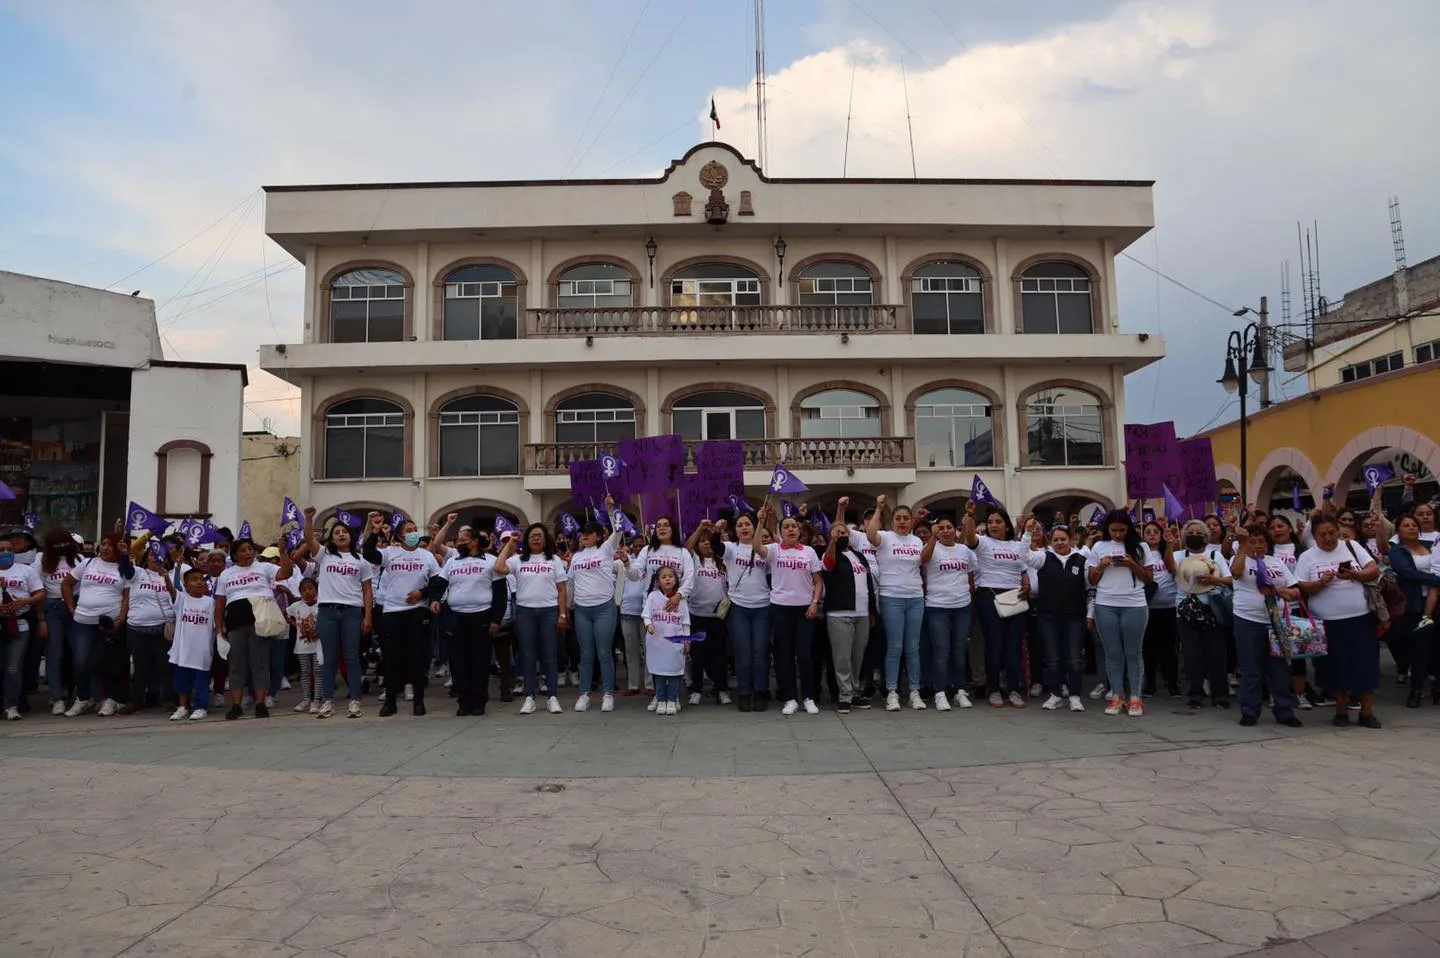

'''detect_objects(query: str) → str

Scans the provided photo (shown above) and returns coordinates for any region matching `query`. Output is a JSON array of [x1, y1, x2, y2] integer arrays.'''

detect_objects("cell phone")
[[1339, 561, 1354, 571]]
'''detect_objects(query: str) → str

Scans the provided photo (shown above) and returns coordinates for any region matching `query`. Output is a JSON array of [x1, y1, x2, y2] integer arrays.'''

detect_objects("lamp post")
[[1218, 318, 1272, 508]]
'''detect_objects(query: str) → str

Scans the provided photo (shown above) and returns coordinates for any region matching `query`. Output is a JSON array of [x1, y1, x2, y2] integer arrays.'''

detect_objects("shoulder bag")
[[994, 588, 1029, 619], [1268, 594, 1328, 661], [1345, 541, 1399, 624]]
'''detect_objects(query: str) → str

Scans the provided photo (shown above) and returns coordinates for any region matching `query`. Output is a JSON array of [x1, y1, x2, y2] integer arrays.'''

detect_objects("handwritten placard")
[[617, 435, 687, 494], [1123, 421, 1182, 500], [697, 440, 745, 485], [568, 460, 606, 509], [1178, 437, 1216, 507]]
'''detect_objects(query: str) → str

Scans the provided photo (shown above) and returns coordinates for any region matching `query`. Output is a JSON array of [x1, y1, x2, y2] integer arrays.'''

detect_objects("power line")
[[161, 264, 300, 328], [1118, 251, 1237, 315], [596, 117, 697, 176], [560, 0, 652, 178], [104, 189, 260, 291], [156, 192, 260, 311]]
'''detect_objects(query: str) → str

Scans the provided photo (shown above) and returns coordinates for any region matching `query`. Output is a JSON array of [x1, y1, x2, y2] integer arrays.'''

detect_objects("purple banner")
[[697, 440, 745, 486], [640, 489, 678, 532], [617, 435, 687, 494], [569, 460, 607, 509], [1123, 421, 1183, 500], [1178, 437, 1217, 507]]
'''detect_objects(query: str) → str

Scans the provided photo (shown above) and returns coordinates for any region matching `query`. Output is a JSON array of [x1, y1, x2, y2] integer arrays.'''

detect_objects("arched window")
[[797, 262, 873, 306], [670, 263, 761, 307], [330, 269, 405, 343], [911, 262, 984, 335], [325, 398, 405, 478], [915, 387, 994, 468], [673, 390, 765, 441], [800, 388, 882, 439], [438, 395, 520, 476], [1020, 261, 1093, 334], [443, 264, 519, 340], [557, 263, 635, 309], [555, 391, 637, 446], [1025, 386, 1103, 466]]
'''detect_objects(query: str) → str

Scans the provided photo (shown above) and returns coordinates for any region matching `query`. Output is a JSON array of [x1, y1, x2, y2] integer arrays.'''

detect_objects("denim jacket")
[[1387, 544, 1440, 614]]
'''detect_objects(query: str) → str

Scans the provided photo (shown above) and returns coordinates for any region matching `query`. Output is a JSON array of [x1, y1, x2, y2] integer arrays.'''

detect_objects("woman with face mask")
[[1032, 525, 1089, 713], [1, 542, 45, 721], [214, 537, 294, 720], [60, 533, 133, 717], [1229, 523, 1304, 728], [568, 498, 626, 714], [437, 526, 505, 716], [1295, 514, 1383, 727], [362, 513, 442, 718], [1388, 515, 1440, 708], [1168, 519, 1233, 710], [39, 529, 79, 715], [963, 502, 1046, 709], [1269, 515, 1321, 709]]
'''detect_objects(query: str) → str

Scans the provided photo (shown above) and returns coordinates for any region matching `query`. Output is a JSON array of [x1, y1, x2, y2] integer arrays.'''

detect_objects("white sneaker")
[[347, 701, 362, 718], [281, 677, 292, 690], [1089, 683, 1107, 700], [294, 699, 310, 712], [647, 697, 658, 712], [1104, 696, 1123, 716], [547, 696, 563, 714], [520, 696, 537, 715], [574, 694, 590, 713], [885, 691, 901, 712], [781, 699, 799, 715], [688, 692, 702, 706], [1030, 683, 1043, 698], [718, 691, 732, 706], [444, 677, 453, 689], [955, 690, 973, 709], [512, 682, 524, 695], [317, 700, 334, 718], [558, 672, 569, 688], [1008, 691, 1026, 708], [802, 698, 820, 715], [51, 700, 67, 716], [1042, 694, 1063, 711], [241, 695, 254, 710], [188, 708, 208, 721], [264, 695, 276, 709], [668, 701, 681, 715], [600, 694, 614, 712], [988, 692, 1004, 708], [310, 700, 323, 715], [168, 706, 189, 721], [3, 707, 20, 721], [97, 698, 119, 717], [568, 671, 579, 689], [1069, 696, 1085, 712], [934, 692, 952, 711], [403, 684, 414, 702], [909, 690, 927, 710], [1296, 691, 1313, 710]]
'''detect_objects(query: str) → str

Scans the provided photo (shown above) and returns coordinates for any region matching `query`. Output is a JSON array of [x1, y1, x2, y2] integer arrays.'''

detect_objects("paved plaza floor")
[[2, 687, 1439, 957]]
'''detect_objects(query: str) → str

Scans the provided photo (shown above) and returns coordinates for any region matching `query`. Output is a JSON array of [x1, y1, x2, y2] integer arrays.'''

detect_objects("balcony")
[[526, 304, 902, 337], [523, 437, 916, 475]]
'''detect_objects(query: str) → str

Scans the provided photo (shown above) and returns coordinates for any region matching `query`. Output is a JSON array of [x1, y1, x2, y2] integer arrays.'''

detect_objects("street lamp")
[[1217, 321, 1268, 506]]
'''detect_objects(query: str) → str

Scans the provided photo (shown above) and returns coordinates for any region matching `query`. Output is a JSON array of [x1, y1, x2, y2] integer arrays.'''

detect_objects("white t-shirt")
[[1145, 546, 1176, 608], [826, 552, 870, 618], [1233, 555, 1299, 624], [70, 558, 130, 625], [721, 542, 770, 609], [288, 599, 320, 655], [512, 554, 568, 609], [375, 546, 440, 612], [441, 554, 501, 614], [127, 569, 174, 628], [312, 550, 373, 607], [42, 558, 74, 600], [1087, 541, 1154, 609], [642, 590, 690, 677], [847, 526, 880, 578], [274, 569, 304, 600], [689, 557, 728, 617], [628, 545, 695, 598], [567, 535, 622, 608], [1172, 547, 1228, 606], [765, 544, 822, 607], [1295, 542, 1376, 621], [620, 575, 647, 616], [924, 542, 976, 609], [215, 562, 280, 603], [971, 536, 1034, 591], [867, 530, 924, 599], [169, 594, 214, 671], [0, 563, 43, 632], [1271, 542, 1300, 574]]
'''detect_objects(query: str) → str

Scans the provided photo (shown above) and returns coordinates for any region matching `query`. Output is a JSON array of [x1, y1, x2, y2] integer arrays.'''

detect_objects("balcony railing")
[[524, 437, 915, 475], [526, 304, 903, 337]]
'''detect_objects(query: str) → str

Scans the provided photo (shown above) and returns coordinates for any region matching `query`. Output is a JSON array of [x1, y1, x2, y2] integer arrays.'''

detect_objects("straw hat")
[[1175, 554, 1220, 595]]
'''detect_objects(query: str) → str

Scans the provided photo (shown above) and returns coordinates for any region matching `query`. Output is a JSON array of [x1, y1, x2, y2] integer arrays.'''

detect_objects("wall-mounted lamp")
[[645, 236, 658, 288], [774, 236, 788, 286], [840, 332, 850, 345], [585, 335, 594, 347]]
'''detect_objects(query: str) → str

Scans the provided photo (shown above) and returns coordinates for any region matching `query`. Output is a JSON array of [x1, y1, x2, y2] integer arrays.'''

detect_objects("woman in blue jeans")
[[39, 529, 80, 713], [566, 500, 624, 714], [300, 508, 374, 719], [1086, 510, 1154, 717], [963, 503, 1040, 708], [721, 512, 773, 712], [1228, 522, 1303, 728], [920, 515, 978, 710], [494, 523, 570, 716], [863, 494, 927, 712], [1032, 526, 1090, 712]]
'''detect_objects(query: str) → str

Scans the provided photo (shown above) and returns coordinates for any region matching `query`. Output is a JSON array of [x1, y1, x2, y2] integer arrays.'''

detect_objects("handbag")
[[1268, 596, 1328, 661], [714, 595, 731, 620], [251, 594, 289, 638], [1344, 542, 1395, 624], [1178, 593, 1219, 630], [994, 588, 1029, 619]]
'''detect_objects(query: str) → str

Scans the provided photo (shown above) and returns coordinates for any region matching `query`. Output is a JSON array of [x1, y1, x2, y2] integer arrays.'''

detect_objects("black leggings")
[[451, 609, 495, 712], [381, 608, 432, 702], [1143, 606, 1179, 692]]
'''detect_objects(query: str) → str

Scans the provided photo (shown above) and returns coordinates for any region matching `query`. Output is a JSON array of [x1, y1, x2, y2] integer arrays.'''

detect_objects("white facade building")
[[0, 270, 246, 538], [258, 142, 1163, 528]]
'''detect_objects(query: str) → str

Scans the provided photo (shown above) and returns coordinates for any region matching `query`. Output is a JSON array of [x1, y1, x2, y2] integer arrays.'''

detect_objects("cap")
[[260, 546, 282, 559]]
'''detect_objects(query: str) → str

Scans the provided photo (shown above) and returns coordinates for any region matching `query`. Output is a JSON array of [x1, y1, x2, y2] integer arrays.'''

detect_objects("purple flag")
[[1162, 483, 1186, 521], [200, 519, 228, 544], [238, 520, 252, 541], [768, 464, 808, 495], [494, 514, 518, 537], [1362, 464, 1394, 495], [1142, 508, 1156, 524], [728, 493, 754, 515], [22, 511, 39, 530], [1322, 485, 1334, 501], [970, 474, 997, 505], [0, 481, 14, 501], [1124, 422, 1184, 500], [1254, 555, 1275, 589], [281, 497, 301, 527], [333, 509, 360, 530], [126, 501, 169, 536], [781, 500, 799, 520], [665, 632, 707, 644], [559, 513, 581, 538], [284, 527, 304, 551], [812, 511, 831, 538], [179, 518, 206, 547], [390, 510, 408, 530], [1088, 506, 1106, 526], [600, 452, 626, 481], [1292, 483, 1302, 512]]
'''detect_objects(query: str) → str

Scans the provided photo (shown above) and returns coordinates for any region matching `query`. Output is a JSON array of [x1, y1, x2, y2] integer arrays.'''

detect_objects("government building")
[[257, 142, 1163, 529]]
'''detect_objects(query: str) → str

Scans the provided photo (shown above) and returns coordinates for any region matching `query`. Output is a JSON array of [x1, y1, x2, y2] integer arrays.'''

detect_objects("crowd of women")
[[1, 479, 1436, 729]]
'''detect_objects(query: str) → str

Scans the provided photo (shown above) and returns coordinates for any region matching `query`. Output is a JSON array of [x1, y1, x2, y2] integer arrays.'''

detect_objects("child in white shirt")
[[642, 566, 691, 715], [169, 568, 215, 721], [288, 577, 321, 713]]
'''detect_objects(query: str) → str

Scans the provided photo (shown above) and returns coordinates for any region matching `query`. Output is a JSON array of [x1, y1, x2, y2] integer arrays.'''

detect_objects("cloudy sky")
[[2, 0, 1437, 437]]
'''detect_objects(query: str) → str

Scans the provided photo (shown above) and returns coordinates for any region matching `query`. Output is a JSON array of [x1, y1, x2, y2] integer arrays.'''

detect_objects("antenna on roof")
[[842, 61, 856, 177], [901, 63, 918, 178], [753, 0, 768, 170], [1390, 196, 1410, 312]]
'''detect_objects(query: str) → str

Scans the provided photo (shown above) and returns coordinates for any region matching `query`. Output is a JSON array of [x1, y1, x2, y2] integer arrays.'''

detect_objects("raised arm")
[[961, 502, 979, 549], [491, 536, 518, 576], [865, 495, 887, 547]]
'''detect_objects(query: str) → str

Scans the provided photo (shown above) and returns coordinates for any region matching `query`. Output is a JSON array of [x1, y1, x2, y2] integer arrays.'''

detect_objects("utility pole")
[[1257, 295, 1271, 409]]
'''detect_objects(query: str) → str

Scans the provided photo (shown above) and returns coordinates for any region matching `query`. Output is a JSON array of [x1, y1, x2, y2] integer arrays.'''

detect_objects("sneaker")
[[97, 698, 119, 717], [51, 700, 67, 716], [646, 697, 658, 712], [1127, 697, 1144, 717], [317, 700, 334, 718], [1416, 615, 1435, 631], [1104, 696, 1123, 716], [1295, 692, 1314, 710], [188, 708, 207, 720], [309, 700, 322, 714], [574, 694, 590, 713], [688, 692, 702, 706], [294, 699, 310, 713], [1089, 683, 1107, 700], [1313, 692, 1337, 707], [1347, 700, 1361, 711], [347, 701, 362, 718], [1069, 695, 1085, 712], [885, 691, 901, 712], [909, 690, 927, 710], [402, 684, 413, 701], [1239, 714, 1259, 727], [1227, 674, 1240, 694], [1008, 692, 1026, 708], [547, 696, 563, 714], [568, 671, 579, 689], [1279, 715, 1304, 728], [854, 697, 873, 709], [665, 701, 677, 716], [169, 706, 189, 721], [955, 690, 973, 709], [63, 698, 93, 717], [718, 691, 732, 705], [837, 701, 851, 715], [1396, 671, 1410, 687], [802, 698, 820, 715], [781, 699, 799, 715], [512, 682, 524, 695], [225, 704, 244, 720], [1029, 683, 1043, 698], [1357, 712, 1382, 729], [520, 696, 537, 715], [264, 695, 277, 709], [241, 695, 254, 710], [988, 692, 1004, 708], [379, 698, 398, 717], [444, 677, 453, 689], [254, 702, 270, 719], [600, 694, 614, 712], [281, 677, 292, 690], [3, 707, 20, 721], [1042, 694, 1063, 711], [935, 692, 952, 712]]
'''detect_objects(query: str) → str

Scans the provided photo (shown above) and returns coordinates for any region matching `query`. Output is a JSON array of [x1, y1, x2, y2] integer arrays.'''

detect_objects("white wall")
[[0, 270, 162, 368], [126, 365, 246, 526]]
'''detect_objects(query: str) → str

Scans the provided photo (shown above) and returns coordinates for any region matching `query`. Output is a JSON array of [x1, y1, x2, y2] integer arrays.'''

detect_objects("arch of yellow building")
[[1196, 365, 1440, 503]]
